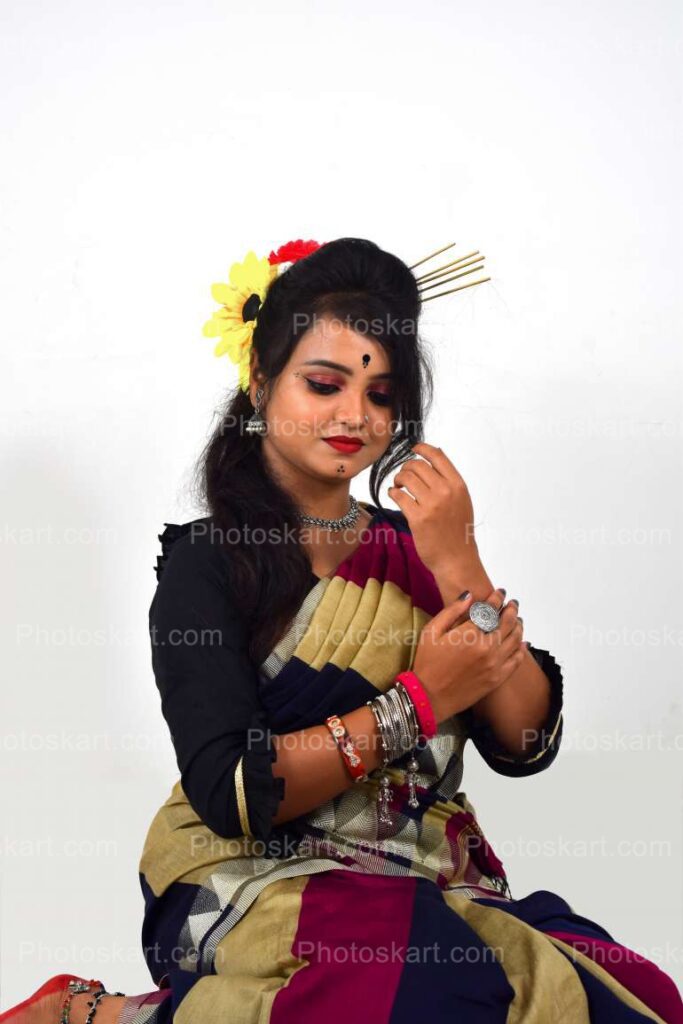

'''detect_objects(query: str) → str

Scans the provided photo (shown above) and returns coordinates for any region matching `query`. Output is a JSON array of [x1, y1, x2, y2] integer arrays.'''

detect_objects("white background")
[[1, 0, 681, 1005]]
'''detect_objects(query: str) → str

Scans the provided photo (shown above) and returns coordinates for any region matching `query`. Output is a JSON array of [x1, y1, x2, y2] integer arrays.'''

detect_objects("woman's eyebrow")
[[301, 359, 393, 380]]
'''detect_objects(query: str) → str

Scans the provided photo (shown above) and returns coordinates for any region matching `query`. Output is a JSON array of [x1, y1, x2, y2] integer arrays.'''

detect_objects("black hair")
[[190, 237, 434, 664]]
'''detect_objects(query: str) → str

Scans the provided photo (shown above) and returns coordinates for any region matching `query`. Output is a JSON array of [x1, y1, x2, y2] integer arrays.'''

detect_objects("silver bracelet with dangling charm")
[[386, 683, 423, 810], [366, 683, 422, 824], [366, 694, 399, 826], [370, 685, 420, 760]]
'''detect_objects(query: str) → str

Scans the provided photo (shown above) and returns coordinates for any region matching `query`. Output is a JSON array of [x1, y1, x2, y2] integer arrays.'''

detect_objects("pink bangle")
[[395, 670, 437, 739]]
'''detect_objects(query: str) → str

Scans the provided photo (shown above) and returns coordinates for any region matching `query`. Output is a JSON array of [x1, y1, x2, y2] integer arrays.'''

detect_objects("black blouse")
[[148, 519, 564, 842], [149, 519, 285, 842]]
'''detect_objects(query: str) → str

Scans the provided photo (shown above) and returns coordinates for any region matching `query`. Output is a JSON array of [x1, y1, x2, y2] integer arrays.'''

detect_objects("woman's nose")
[[335, 393, 367, 426]]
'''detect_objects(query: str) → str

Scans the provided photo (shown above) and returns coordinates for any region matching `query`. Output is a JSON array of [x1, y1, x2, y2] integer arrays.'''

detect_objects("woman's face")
[[253, 313, 396, 487]]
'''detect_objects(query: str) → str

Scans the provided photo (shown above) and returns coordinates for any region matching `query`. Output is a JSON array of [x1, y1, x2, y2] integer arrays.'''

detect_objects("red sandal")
[[0, 974, 103, 1022]]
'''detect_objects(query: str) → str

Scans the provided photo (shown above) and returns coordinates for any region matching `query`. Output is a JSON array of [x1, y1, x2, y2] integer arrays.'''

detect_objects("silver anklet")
[[60, 980, 126, 1024], [84, 986, 126, 1024]]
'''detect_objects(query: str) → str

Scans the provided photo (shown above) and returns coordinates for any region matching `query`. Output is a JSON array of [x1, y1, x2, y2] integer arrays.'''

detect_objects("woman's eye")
[[305, 379, 392, 407], [305, 379, 339, 395]]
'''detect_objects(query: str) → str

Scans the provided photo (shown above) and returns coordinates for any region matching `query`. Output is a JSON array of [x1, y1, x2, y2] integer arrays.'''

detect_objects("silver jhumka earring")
[[245, 385, 267, 436]]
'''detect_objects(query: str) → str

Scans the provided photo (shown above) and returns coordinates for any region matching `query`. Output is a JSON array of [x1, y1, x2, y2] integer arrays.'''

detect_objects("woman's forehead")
[[295, 318, 391, 370]]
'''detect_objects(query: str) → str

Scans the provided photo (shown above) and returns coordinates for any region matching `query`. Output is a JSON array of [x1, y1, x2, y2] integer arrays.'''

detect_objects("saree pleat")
[[128, 507, 682, 1022]]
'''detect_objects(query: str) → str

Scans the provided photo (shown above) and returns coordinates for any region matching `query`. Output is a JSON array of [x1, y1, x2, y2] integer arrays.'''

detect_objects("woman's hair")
[[191, 237, 434, 665]]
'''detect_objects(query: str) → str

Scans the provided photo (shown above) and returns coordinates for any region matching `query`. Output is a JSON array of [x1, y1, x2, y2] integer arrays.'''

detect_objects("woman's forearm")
[[269, 551, 554, 829], [270, 704, 387, 826], [465, 648, 552, 756], [432, 556, 552, 757]]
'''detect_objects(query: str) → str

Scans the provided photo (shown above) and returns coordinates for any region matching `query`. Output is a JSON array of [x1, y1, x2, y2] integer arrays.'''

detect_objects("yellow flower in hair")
[[202, 250, 279, 392]]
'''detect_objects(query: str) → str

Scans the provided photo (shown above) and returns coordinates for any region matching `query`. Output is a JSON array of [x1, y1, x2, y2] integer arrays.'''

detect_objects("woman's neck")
[[300, 503, 373, 579]]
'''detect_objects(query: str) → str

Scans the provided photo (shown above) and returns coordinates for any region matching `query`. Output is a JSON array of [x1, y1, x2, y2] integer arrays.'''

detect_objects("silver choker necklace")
[[296, 495, 361, 531]]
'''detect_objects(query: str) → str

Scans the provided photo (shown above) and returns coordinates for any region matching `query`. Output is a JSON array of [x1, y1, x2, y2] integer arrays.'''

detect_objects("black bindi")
[[362, 354, 371, 367]]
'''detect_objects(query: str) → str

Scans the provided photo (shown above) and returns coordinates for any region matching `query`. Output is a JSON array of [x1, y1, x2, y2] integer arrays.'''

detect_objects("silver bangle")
[[388, 685, 420, 754], [394, 681, 420, 739], [384, 687, 410, 754], [372, 694, 396, 760], [377, 692, 403, 759], [366, 685, 419, 764], [366, 697, 390, 765]]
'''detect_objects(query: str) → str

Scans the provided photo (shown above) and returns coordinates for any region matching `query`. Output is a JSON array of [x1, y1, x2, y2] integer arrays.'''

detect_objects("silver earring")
[[246, 385, 267, 436]]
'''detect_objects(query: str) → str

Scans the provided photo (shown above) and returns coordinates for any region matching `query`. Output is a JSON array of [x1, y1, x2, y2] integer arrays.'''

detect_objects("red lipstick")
[[323, 436, 365, 453]]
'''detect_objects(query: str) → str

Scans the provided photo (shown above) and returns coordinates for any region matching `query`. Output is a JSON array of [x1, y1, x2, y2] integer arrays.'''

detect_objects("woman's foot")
[[65, 991, 126, 1024], [0, 976, 126, 1024]]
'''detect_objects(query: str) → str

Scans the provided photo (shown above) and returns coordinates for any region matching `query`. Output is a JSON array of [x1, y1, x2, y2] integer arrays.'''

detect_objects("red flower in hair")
[[268, 239, 324, 265]]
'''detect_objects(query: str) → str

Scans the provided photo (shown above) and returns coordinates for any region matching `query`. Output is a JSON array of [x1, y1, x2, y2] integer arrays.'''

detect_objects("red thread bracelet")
[[395, 670, 437, 739], [325, 714, 368, 783]]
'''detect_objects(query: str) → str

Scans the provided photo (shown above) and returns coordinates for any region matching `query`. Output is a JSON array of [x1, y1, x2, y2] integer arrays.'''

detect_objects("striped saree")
[[126, 503, 682, 1023]]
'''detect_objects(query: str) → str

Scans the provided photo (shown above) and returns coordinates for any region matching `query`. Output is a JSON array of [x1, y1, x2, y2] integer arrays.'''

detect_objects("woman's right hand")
[[411, 589, 525, 724]]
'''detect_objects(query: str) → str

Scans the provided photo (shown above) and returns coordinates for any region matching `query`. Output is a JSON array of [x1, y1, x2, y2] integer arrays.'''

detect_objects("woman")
[[3, 238, 681, 1023]]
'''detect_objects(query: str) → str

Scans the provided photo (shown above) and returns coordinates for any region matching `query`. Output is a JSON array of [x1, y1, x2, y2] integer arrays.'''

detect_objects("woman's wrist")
[[434, 555, 493, 605], [395, 672, 437, 738], [339, 704, 387, 774]]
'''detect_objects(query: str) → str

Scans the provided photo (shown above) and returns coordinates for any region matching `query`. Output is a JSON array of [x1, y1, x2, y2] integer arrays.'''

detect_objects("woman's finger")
[[497, 617, 524, 661], [498, 641, 527, 683], [393, 455, 439, 491], [410, 442, 463, 486], [431, 590, 475, 635], [391, 466, 430, 502], [387, 484, 417, 512], [497, 600, 520, 641]]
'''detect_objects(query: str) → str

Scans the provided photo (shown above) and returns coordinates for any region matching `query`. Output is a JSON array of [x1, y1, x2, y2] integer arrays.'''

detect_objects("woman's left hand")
[[388, 441, 480, 578]]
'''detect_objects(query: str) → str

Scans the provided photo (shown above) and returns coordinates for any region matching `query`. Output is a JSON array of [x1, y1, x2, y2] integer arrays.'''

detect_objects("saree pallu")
[[128, 508, 683, 1023]]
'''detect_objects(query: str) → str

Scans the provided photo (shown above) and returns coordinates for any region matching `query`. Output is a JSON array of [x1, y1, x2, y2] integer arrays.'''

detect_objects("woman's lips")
[[323, 438, 365, 453]]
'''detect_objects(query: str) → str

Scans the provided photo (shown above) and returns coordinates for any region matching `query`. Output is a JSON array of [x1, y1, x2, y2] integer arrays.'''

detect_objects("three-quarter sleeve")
[[461, 644, 564, 777], [148, 523, 285, 841]]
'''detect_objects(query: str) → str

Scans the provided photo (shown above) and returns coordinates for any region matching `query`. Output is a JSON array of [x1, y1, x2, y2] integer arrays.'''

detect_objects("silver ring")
[[468, 601, 501, 633]]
